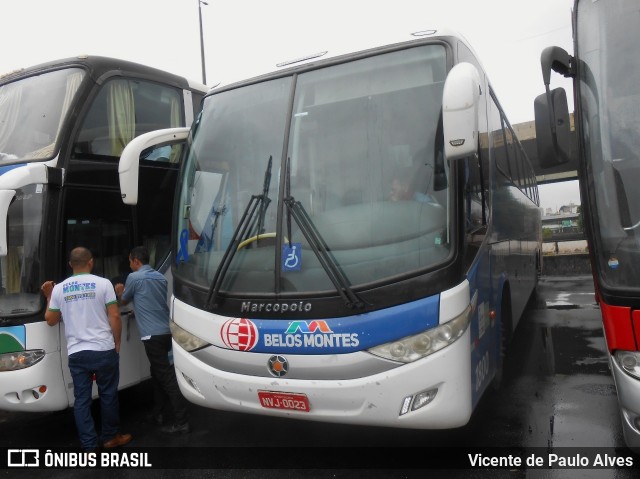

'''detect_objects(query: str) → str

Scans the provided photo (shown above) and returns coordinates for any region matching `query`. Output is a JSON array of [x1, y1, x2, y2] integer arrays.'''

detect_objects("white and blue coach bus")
[[0, 56, 206, 411], [120, 28, 542, 428]]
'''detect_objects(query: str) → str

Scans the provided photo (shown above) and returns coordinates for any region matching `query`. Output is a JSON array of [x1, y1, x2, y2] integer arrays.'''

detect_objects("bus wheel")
[[492, 290, 512, 390]]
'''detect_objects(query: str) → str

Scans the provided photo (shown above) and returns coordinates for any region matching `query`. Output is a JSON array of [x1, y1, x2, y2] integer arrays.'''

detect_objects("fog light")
[[182, 372, 201, 394], [399, 388, 438, 416], [412, 388, 438, 411]]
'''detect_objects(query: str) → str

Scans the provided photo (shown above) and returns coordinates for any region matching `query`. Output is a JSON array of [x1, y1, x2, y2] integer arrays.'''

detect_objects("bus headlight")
[[614, 351, 640, 380], [170, 320, 210, 352], [368, 304, 471, 363], [0, 349, 45, 371]]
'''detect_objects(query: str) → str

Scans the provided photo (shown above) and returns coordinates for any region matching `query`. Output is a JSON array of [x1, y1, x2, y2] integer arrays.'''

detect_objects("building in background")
[[542, 202, 586, 254]]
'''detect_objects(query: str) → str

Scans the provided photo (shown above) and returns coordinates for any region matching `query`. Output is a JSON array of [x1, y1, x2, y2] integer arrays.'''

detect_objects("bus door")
[[61, 187, 149, 402]]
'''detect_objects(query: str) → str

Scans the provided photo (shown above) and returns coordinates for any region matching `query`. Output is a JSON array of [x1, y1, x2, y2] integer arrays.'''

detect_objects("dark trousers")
[[68, 349, 120, 450], [143, 334, 188, 424]]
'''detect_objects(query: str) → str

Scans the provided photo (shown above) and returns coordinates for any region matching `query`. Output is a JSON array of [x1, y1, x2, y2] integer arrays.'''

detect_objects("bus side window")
[[73, 78, 184, 160]]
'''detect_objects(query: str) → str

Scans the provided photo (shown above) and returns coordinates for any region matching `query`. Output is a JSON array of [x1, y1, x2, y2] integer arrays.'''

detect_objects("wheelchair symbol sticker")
[[282, 243, 302, 271]]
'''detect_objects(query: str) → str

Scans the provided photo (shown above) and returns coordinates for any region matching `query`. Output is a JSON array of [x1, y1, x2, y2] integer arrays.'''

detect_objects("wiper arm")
[[283, 157, 362, 309], [283, 195, 364, 310], [285, 157, 293, 246], [247, 155, 272, 238], [205, 156, 273, 310]]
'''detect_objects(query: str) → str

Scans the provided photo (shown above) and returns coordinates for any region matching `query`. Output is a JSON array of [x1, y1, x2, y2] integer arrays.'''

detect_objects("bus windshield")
[[577, 0, 640, 291], [175, 45, 451, 297], [0, 183, 45, 316], [0, 68, 85, 162]]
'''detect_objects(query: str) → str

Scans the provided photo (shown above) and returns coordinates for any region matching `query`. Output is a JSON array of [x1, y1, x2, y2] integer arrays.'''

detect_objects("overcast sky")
[[2, 0, 577, 211]]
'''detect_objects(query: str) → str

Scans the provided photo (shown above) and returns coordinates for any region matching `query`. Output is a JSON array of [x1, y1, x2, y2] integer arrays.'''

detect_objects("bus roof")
[[210, 27, 480, 92], [0, 54, 207, 93]]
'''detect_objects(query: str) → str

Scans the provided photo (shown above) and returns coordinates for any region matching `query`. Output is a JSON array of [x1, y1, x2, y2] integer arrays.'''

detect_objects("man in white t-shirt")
[[41, 247, 132, 451]]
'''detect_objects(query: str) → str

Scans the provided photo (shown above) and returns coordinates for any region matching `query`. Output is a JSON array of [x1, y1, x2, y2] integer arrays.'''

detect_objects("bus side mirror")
[[535, 46, 574, 169], [442, 62, 481, 162], [534, 88, 572, 168], [119, 128, 190, 205]]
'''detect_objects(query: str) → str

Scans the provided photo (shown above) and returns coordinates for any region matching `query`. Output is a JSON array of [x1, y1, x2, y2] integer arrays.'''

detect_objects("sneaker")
[[160, 422, 190, 434], [103, 433, 133, 448]]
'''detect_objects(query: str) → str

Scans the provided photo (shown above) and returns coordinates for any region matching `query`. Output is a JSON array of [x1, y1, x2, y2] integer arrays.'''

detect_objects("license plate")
[[258, 390, 310, 412]]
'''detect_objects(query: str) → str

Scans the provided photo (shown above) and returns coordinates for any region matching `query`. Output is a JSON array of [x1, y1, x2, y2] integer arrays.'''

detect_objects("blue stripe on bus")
[[246, 294, 440, 354], [0, 164, 27, 176]]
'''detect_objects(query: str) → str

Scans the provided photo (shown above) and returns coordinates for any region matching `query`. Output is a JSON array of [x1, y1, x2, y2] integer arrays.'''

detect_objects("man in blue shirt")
[[114, 246, 190, 434]]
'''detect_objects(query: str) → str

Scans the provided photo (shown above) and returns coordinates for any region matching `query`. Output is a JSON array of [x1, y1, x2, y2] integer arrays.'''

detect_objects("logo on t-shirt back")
[[62, 281, 97, 302]]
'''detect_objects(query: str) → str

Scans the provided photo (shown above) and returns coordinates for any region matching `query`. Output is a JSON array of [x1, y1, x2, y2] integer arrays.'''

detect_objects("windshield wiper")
[[205, 156, 273, 310], [249, 155, 272, 238], [206, 155, 363, 311], [283, 158, 363, 310]]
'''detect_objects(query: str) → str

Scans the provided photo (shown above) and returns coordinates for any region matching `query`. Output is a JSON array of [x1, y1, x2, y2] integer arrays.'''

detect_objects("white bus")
[[0, 55, 206, 411], [122, 29, 541, 428]]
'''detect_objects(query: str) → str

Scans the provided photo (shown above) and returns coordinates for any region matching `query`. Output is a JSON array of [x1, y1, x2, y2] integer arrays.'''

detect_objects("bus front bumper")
[[610, 353, 640, 452], [172, 328, 472, 429]]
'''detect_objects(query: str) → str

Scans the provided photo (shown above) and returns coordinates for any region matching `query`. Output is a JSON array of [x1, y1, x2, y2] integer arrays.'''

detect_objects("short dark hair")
[[129, 246, 150, 265], [69, 247, 93, 267]]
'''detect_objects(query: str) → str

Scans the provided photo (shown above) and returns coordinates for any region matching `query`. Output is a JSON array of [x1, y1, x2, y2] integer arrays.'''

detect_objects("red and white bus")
[[535, 0, 640, 451]]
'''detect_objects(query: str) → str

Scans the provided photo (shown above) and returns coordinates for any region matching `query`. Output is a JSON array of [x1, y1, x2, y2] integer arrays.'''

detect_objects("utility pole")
[[198, 0, 208, 84]]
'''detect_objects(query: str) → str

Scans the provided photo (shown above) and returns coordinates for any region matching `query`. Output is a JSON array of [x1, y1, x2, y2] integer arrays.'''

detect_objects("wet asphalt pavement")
[[1, 275, 638, 478]]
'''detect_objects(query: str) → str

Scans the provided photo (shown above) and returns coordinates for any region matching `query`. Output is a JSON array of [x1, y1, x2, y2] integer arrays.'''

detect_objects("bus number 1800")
[[475, 351, 490, 392]]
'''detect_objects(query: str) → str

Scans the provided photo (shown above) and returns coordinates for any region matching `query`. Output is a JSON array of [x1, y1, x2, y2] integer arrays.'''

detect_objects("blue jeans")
[[68, 349, 120, 450]]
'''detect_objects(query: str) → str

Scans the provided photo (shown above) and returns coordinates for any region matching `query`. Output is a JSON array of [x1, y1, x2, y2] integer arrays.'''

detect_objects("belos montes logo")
[[220, 318, 259, 351]]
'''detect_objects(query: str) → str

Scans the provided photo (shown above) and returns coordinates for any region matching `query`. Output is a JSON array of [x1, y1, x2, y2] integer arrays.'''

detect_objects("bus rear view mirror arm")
[[118, 127, 190, 205]]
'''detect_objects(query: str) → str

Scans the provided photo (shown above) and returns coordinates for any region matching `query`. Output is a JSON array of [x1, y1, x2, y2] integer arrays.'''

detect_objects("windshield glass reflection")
[[578, 0, 640, 290], [0, 68, 84, 162], [175, 45, 451, 297]]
